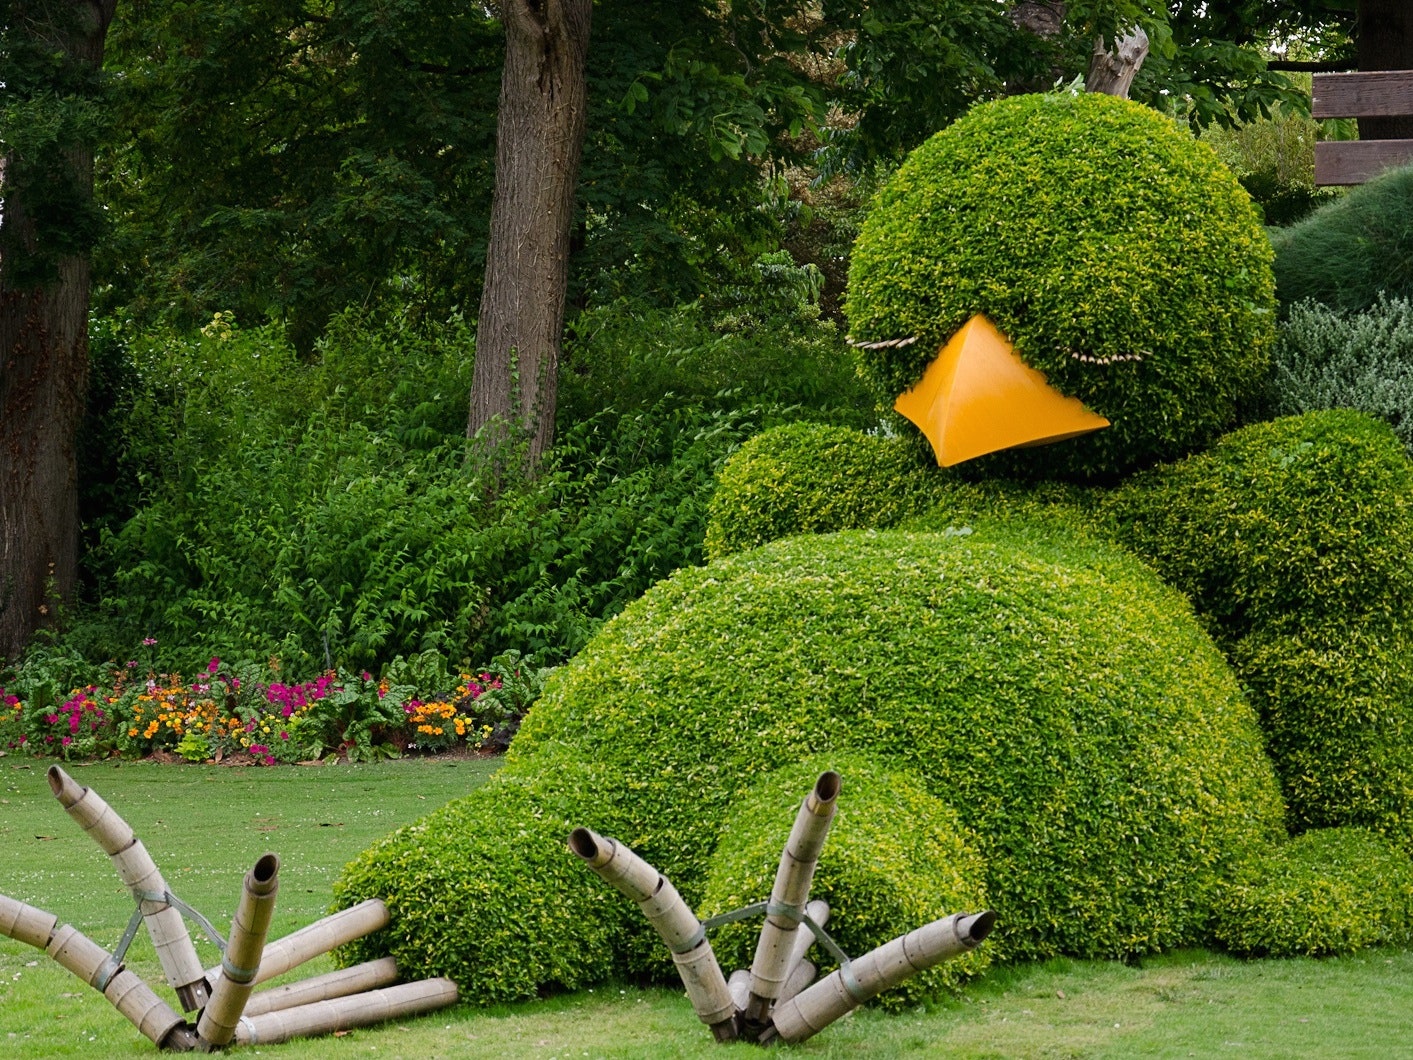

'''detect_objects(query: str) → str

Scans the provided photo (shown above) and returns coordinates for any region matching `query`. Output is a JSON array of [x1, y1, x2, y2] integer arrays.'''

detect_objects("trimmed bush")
[[338, 524, 1286, 997], [1272, 163, 1413, 314], [704, 423, 941, 559], [333, 755, 637, 1001], [700, 754, 991, 1007], [705, 424, 1104, 560], [1102, 410, 1413, 646], [1232, 622, 1413, 843], [1101, 411, 1413, 842], [1212, 828, 1413, 957], [1251, 296, 1413, 454], [846, 90, 1275, 480]]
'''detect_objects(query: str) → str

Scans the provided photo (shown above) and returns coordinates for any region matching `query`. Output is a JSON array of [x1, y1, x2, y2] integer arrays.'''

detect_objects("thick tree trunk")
[[1085, 26, 1150, 99], [0, 1, 117, 659], [1356, 0, 1413, 140], [467, 0, 592, 467]]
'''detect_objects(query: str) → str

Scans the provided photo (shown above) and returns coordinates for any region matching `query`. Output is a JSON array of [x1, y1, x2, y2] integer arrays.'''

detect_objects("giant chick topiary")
[[334, 525, 1286, 1001], [846, 90, 1276, 480]]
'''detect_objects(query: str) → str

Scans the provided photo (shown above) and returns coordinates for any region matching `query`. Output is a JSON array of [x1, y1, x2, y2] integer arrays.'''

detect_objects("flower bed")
[[0, 648, 550, 765]]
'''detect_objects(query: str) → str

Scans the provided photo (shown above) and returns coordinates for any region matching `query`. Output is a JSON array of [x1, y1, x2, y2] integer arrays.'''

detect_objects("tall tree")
[[467, 0, 591, 463], [0, 0, 118, 658]]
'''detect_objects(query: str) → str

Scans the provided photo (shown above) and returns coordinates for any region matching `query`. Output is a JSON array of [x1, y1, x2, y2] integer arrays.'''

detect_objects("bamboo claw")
[[745, 772, 839, 1025], [47, 766, 210, 1011], [196, 853, 281, 1050], [569, 827, 738, 1039], [242, 956, 401, 1017]]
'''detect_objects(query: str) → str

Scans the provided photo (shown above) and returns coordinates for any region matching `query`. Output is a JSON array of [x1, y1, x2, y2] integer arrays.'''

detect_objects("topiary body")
[[1101, 410, 1413, 842], [846, 91, 1275, 480], [1212, 827, 1413, 957], [336, 524, 1285, 999]]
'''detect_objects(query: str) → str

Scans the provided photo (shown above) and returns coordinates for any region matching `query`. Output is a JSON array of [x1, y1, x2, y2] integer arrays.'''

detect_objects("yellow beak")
[[893, 315, 1110, 467]]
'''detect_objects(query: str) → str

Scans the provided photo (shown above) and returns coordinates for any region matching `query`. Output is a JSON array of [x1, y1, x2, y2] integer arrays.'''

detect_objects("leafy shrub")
[[846, 90, 1276, 480], [700, 754, 991, 1007], [334, 758, 634, 1001], [1102, 410, 1413, 646], [704, 423, 941, 558], [1101, 411, 1413, 841], [1232, 623, 1413, 843], [337, 524, 1285, 997], [1250, 296, 1413, 453], [557, 297, 875, 433], [1212, 828, 1413, 957], [705, 424, 1106, 559], [1272, 163, 1413, 314]]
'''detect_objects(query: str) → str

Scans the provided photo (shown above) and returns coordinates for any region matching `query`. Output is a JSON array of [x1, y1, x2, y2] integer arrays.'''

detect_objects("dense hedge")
[[333, 756, 637, 1000], [1102, 410, 1413, 645], [1272, 163, 1413, 314], [705, 424, 1100, 559], [699, 754, 991, 1007], [703, 423, 940, 559], [1101, 411, 1413, 840], [1233, 623, 1413, 843], [338, 525, 1285, 997], [846, 91, 1275, 480], [1211, 828, 1413, 957]]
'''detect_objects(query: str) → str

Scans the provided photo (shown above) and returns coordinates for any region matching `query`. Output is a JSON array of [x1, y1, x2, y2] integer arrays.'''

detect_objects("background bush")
[[1211, 827, 1413, 957], [1249, 296, 1413, 453], [1101, 411, 1413, 841], [845, 90, 1275, 480], [58, 297, 874, 676], [1271, 163, 1413, 314], [337, 524, 1286, 998], [700, 753, 991, 1007]]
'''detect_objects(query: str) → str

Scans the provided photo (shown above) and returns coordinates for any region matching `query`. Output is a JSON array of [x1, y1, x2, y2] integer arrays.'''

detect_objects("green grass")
[[2, 757, 1412, 1058]]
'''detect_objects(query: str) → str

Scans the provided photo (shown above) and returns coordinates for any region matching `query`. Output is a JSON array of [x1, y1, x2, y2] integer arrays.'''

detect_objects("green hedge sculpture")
[[335, 524, 1285, 999], [846, 90, 1275, 480]]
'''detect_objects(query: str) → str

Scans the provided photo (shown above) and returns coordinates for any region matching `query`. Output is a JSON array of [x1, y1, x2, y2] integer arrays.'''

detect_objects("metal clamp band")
[[221, 955, 260, 983], [667, 924, 707, 955], [838, 958, 867, 1005], [700, 901, 768, 931], [765, 899, 806, 923]]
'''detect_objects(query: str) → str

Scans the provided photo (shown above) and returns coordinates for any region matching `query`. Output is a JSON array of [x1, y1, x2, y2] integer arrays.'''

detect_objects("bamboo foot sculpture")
[[571, 770, 996, 1045], [0, 767, 457, 1051]]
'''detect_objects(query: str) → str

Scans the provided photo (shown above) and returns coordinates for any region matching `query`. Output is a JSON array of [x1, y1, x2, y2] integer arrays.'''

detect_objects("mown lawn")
[[2, 757, 1410, 1059]]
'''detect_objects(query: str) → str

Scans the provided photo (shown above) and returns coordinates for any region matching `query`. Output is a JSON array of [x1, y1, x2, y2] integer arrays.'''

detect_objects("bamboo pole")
[[196, 853, 280, 1049], [3, 892, 193, 1049], [203, 898, 389, 988], [104, 968, 193, 1049], [745, 771, 839, 1025], [242, 957, 400, 1017], [569, 827, 738, 1042], [778, 899, 829, 1004], [766, 910, 996, 1044], [47, 766, 210, 1011], [231, 978, 458, 1046], [0, 892, 58, 949]]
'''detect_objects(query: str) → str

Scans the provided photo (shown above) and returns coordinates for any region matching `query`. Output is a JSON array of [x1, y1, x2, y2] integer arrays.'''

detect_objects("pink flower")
[[207, 658, 220, 673], [61, 736, 72, 747]]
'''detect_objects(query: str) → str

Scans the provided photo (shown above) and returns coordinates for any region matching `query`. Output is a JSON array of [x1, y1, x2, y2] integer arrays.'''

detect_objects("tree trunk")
[[1357, 0, 1413, 140], [0, 1, 117, 659], [1085, 25, 1150, 99], [467, 0, 592, 467]]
